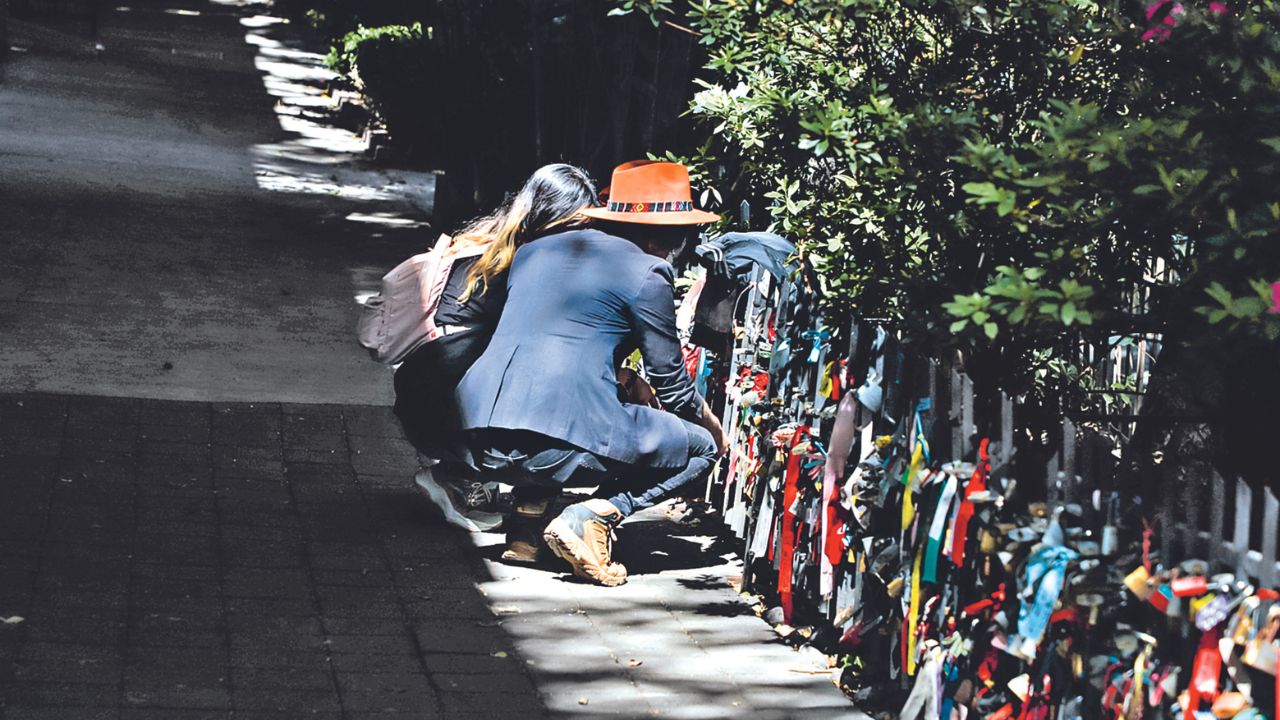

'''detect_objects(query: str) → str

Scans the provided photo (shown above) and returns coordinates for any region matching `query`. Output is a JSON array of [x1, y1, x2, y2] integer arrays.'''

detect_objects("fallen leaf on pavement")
[[1, 617, 23, 625]]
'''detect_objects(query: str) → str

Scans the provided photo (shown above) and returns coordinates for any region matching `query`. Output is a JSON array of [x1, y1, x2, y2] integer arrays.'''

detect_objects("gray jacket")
[[456, 229, 703, 469]]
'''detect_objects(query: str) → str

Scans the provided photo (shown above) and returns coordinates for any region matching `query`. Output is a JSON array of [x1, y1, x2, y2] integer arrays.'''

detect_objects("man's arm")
[[629, 263, 729, 454]]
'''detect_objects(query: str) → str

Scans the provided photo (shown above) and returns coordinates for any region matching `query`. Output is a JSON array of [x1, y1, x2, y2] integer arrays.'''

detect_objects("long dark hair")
[[458, 163, 598, 301]]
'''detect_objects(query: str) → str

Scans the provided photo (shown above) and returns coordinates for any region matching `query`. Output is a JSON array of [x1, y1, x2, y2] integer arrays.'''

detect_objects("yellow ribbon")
[[818, 361, 836, 398], [906, 543, 925, 676], [901, 442, 923, 531]]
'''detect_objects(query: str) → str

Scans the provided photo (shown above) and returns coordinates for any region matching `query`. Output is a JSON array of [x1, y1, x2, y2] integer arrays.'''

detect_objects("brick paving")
[[0, 394, 547, 720], [0, 394, 868, 719]]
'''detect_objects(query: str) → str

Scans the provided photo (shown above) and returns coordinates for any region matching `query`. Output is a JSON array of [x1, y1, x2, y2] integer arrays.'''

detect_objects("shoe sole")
[[542, 519, 627, 587], [500, 542, 541, 564], [415, 473, 503, 533]]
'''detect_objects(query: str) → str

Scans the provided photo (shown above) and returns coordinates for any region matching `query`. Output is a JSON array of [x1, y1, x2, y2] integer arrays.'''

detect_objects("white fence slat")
[[1233, 481, 1255, 578], [1062, 420, 1076, 481], [1261, 488, 1278, 586], [999, 394, 1013, 468], [950, 365, 964, 459], [1209, 471, 1226, 564]]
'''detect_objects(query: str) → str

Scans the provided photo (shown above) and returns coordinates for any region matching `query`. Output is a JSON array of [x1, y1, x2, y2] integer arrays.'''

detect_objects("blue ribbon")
[[801, 329, 831, 364], [1013, 542, 1078, 658]]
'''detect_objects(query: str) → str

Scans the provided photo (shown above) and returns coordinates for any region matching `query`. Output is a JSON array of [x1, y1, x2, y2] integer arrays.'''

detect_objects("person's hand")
[[617, 367, 661, 408]]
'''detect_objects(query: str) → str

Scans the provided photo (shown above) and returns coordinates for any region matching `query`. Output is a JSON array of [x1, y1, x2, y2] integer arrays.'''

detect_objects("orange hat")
[[580, 161, 720, 225]]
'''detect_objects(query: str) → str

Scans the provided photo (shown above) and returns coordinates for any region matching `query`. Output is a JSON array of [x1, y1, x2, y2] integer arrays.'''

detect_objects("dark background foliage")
[[275, 0, 706, 229]]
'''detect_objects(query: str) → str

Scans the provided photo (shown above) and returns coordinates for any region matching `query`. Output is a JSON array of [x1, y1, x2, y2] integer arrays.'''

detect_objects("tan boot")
[[542, 499, 627, 587]]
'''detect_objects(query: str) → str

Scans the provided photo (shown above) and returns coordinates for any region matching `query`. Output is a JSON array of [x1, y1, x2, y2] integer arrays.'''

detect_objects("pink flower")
[[1209, 1, 1228, 13], [1269, 282, 1280, 314], [1142, 1, 1184, 42], [1145, 0, 1185, 20]]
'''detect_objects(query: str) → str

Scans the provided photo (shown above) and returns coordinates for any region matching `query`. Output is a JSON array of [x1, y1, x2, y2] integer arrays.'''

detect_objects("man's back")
[[456, 228, 699, 469]]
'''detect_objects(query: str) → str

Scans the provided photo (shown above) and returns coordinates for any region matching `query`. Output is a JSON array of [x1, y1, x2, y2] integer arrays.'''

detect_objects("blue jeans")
[[471, 419, 718, 518], [605, 420, 718, 516]]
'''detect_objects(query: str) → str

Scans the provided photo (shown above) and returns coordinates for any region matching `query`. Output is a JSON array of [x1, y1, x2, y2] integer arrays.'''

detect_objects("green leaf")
[[949, 320, 968, 333], [1132, 185, 1162, 196], [983, 322, 998, 339], [1061, 302, 1077, 325], [1205, 282, 1233, 305], [997, 195, 1016, 216], [961, 182, 998, 202], [1233, 297, 1265, 317]]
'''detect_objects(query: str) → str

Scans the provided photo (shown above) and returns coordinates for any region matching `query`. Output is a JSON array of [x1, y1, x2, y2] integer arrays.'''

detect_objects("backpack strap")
[[418, 235, 490, 344]]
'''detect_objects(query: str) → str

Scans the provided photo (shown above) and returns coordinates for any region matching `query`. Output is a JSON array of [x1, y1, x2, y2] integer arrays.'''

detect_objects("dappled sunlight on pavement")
[[0, 0, 436, 404], [476, 510, 870, 719], [237, 12, 435, 208]]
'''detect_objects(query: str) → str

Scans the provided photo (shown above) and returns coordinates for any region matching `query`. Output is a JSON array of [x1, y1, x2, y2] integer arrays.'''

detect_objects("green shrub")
[[341, 23, 437, 155], [326, 22, 423, 78]]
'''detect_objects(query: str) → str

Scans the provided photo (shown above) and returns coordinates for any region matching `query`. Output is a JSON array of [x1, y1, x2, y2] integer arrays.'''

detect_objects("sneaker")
[[542, 499, 627, 586], [499, 493, 551, 564], [414, 468, 504, 533]]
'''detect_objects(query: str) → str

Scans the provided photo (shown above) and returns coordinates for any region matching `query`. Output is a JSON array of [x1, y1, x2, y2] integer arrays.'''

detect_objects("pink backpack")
[[357, 234, 487, 365]]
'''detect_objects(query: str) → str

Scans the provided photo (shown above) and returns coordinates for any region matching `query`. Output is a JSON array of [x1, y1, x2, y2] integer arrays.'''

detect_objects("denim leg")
[[606, 419, 718, 517]]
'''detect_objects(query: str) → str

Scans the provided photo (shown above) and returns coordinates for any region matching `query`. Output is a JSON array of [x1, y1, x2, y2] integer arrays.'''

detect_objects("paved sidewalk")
[[477, 521, 867, 719], [0, 394, 543, 719], [0, 0, 431, 405], [0, 394, 866, 719]]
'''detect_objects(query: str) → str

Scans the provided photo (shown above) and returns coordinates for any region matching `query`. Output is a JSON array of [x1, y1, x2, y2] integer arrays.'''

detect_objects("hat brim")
[[578, 207, 721, 225]]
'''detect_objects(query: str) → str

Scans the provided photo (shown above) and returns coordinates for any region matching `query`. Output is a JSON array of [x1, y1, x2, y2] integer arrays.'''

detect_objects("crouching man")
[[456, 161, 728, 586]]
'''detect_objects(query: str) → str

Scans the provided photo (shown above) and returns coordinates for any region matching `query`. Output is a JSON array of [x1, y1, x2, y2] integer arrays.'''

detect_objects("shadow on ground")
[[0, 393, 552, 719]]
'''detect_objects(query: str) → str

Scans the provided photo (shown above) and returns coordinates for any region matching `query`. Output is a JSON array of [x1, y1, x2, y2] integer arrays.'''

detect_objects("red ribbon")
[[1184, 627, 1223, 720], [778, 426, 809, 624], [950, 438, 990, 567]]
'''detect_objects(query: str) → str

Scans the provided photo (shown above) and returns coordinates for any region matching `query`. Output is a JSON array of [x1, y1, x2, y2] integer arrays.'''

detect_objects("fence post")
[[997, 393, 1014, 473], [1209, 470, 1227, 565], [1233, 480, 1253, 579], [947, 363, 963, 460], [1262, 488, 1279, 587], [1062, 419, 1076, 482]]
